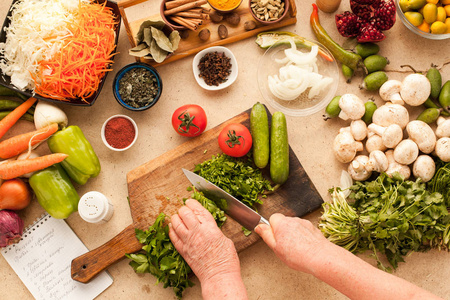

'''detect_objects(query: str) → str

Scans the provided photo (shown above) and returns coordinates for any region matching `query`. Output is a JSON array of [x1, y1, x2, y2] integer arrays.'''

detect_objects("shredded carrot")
[[33, 2, 118, 102], [0, 153, 68, 180]]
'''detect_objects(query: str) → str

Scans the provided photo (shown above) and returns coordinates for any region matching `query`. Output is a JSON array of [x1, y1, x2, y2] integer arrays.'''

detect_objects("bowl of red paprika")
[[101, 115, 138, 151]]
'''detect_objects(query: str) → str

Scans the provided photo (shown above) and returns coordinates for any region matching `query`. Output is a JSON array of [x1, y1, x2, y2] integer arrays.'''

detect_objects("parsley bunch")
[[194, 154, 274, 208], [320, 174, 450, 271]]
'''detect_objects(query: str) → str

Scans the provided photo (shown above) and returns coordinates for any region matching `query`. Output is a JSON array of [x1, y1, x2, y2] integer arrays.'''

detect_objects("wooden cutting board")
[[71, 106, 323, 283]]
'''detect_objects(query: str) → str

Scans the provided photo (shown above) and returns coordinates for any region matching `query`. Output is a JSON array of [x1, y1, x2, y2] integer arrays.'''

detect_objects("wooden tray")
[[71, 106, 323, 283], [117, 0, 297, 66]]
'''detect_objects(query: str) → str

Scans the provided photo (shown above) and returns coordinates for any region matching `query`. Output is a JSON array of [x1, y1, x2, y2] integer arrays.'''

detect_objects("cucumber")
[[250, 102, 270, 169], [270, 112, 289, 185]]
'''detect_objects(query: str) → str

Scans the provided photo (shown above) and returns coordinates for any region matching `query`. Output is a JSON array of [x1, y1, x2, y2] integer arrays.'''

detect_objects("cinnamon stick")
[[173, 11, 202, 18], [165, 0, 196, 10], [164, 0, 207, 15], [188, 8, 203, 12], [169, 16, 197, 31]]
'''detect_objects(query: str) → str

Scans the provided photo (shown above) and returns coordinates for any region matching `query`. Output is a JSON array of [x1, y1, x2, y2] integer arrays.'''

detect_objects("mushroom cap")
[[365, 150, 388, 173], [435, 137, 450, 162], [379, 80, 402, 101], [385, 150, 411, 180], [366, 134, 387, 153], [350, 120, 368, 141], [338, 94, 365, 121], [406, 120, 436, 154], [394, 139, 419, 165], [348, 155, 372, 181], [372, 103, 409, 129], [436, 117, 450, 138], [400, 74, 431, 106], [413, 155, 435, 182], [333, 130, 364, 163], [383, 124, 403, 148]]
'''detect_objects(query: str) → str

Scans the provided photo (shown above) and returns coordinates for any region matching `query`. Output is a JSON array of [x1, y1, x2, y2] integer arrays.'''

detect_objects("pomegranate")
[[336, 0, 396, 42]]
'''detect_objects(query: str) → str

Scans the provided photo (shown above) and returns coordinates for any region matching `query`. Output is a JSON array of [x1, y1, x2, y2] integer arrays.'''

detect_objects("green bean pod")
[[250, 102, 270, 169], [270, 112, 289, 185]]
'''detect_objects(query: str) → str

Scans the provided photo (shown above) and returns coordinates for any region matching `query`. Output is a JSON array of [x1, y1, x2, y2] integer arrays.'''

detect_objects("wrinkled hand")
[[169, 199, 241, 284], [255, 213, 330, 274]]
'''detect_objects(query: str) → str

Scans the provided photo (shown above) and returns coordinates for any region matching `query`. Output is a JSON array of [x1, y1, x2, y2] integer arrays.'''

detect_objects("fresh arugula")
[[320, 173, 450, 271], [194, 154, 274, 208]]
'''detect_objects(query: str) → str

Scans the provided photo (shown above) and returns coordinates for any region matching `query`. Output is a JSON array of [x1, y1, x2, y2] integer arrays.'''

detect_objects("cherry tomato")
[[172, 104, 207, 137], [218, 123, 252, 157]]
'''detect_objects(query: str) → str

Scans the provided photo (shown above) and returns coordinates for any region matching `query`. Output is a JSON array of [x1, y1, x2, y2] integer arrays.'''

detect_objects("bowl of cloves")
[[113, 62, 163, 111], [192, 46, 238, 91]]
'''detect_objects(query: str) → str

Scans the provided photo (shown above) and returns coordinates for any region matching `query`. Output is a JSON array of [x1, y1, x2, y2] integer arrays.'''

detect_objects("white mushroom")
[[368, 123, 403, 148], [372, 103, 410, 129], [365, 150, 389, 173], [333, 127, 364, 163], [385, 150, 411, 180], [350, 120, 368, 141], [400, 74, 431, 106], [348, 155, 372, 181], [436, 116, 450, 138], [406, 120, 436, 154], [338, 94, 365, 121], [435, 137, 450, 162], [366, 134, 387, 153], [379, 80, 404, 105], [393, 139, 419, 165], [413, 155, 435, 182]]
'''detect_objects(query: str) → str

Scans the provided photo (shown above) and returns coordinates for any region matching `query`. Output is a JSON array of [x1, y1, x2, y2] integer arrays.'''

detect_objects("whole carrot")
[[0, 123, 58, 159], [0, 153, 68, 180], [0, 97, 37, 139]]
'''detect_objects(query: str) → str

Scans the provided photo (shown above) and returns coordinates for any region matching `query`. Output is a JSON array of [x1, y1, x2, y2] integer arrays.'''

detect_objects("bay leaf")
[[150, 39, 168, 63], [169, 31, 181, 51], [128, 47, 151, 58], [151, 27, 173, 53], [143, 28, 153, 47], [136, 20, 166, 43], [130, 43, 148, 52]]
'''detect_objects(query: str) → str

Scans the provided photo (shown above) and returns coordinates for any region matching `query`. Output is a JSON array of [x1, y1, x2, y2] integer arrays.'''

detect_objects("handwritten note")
[[1, 214, 113, 300]]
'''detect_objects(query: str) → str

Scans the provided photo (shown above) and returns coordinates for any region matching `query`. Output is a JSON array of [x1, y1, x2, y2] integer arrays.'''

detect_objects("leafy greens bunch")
[[194, 154, 274, 208], [126, 191, 226, 299], [320, 173, 450, 271], [428, 160, 450, 207]]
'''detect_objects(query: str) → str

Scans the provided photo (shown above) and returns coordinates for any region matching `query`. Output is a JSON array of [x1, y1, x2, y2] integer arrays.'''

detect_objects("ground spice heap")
[[104, 117, 135, 149], [198, 51, 231, 86], [118, 68, 158, 108]]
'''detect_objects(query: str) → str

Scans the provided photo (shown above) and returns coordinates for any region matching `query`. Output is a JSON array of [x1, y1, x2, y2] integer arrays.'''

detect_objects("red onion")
[[0, 210, 24, 248]]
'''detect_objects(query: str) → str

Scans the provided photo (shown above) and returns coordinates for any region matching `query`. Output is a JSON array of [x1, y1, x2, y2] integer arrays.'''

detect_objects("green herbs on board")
[[320, 173, 450, 271], [126, 189, 226, 299]]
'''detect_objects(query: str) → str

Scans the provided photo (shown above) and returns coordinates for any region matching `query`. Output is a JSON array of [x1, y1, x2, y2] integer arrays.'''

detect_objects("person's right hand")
[[255, 213, 331, 275]]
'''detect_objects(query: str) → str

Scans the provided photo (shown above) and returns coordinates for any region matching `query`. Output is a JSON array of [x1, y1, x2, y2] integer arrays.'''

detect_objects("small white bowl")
[[192, 46, 238, 91], [101, 114, 138, 151]]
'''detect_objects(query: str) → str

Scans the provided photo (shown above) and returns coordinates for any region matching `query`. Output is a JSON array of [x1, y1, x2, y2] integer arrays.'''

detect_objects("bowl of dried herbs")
[[113, 62, 163, 111]]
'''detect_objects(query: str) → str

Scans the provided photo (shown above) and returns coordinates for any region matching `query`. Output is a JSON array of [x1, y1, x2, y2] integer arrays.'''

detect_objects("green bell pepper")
[[29, 164, 80, 219], [47, 125, 101, 185]]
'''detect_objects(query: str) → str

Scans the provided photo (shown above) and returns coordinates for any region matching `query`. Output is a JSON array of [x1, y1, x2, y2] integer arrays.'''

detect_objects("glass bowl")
[[395, 0, 450, 40], [113, 62, 163, 111], [257, 39, 339, 117]]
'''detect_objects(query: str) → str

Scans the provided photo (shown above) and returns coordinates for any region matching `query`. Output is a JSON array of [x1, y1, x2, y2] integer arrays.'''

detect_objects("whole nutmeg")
[[209, 10, 223, 23], [226, 12, 240, 26], [198, 28, 211, 41], [218, 24, 228, 39], [244, 20, 257, 31]]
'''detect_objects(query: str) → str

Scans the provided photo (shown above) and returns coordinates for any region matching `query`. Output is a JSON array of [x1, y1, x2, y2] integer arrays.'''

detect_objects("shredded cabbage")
[[0, 0, 90, 90]]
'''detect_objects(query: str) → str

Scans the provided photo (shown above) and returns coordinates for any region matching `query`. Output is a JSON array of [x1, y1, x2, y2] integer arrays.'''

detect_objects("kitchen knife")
[[182, 168, 270, 230]]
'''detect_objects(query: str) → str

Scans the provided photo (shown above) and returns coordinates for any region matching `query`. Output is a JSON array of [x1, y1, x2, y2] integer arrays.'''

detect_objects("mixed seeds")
[[118, 68, 159, 108], [251, 0, 285, 22]]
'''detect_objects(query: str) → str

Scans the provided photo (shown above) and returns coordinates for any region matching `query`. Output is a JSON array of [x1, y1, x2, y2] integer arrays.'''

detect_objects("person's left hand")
[[169, 199, 241, 284]]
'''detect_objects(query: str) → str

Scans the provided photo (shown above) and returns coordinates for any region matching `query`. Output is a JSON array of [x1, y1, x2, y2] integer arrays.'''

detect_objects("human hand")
[[255, 213, 330, 275], [169, 199, 241, 284]]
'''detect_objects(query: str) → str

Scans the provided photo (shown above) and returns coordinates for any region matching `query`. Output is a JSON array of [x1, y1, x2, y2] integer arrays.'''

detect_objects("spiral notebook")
[[1, 213, 113, 300]]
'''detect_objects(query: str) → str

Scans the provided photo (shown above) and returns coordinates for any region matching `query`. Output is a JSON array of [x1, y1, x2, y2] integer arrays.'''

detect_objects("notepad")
[[1, 213, 113, 300]]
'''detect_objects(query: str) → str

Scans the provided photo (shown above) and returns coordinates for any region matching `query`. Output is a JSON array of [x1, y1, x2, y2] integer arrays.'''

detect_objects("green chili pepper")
[[0, 111, 34, 122], [0, 99, 34, 114], [310, 4, 363, 72], [47, 126, 101, 185], [29, 164, 80, 219]]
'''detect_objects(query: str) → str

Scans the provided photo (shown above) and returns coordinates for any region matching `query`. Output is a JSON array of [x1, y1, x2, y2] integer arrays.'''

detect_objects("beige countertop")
[[1, 0, 450, 299]]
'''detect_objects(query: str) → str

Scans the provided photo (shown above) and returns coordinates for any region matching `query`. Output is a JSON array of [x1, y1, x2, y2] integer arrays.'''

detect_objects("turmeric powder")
[[208, 0, 241, 10]]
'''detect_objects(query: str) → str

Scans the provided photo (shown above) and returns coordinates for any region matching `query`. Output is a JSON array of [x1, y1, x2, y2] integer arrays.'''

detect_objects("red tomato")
[[218, 123, 252, 157], [171, 104, 207, 137]]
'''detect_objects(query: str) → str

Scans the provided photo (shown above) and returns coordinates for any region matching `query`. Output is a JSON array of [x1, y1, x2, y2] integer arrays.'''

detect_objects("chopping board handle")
[[71, 223, 142, 283]]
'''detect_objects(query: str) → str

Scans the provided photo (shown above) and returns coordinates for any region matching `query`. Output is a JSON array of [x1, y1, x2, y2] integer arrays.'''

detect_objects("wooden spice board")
[[118, 0, 297, 67]]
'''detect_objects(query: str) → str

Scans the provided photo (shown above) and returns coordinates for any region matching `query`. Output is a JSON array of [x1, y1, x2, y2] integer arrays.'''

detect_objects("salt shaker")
[[78, 191, 114, 224]]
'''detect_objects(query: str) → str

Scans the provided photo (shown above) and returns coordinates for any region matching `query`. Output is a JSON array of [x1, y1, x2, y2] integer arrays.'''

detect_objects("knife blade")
[[182, 168, 270, 230]]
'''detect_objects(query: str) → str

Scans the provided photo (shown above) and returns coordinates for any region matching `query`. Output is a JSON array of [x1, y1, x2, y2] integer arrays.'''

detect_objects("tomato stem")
[[177, 110, 200, 134], [226, 130, 244, 148]]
